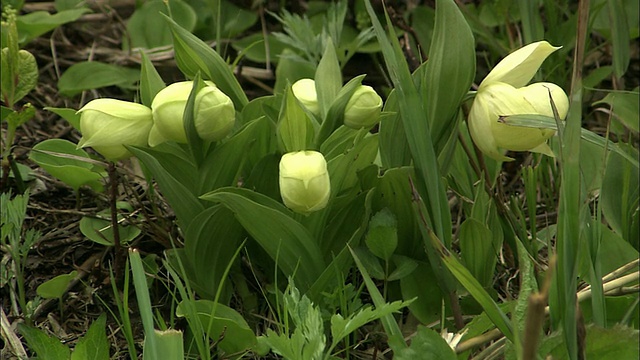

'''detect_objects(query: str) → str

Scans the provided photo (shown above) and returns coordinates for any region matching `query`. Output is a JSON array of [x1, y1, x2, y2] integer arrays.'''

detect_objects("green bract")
[[343, 85, 383, 129], [279, 150, 330, 213], [291, 78, 320, 117], [150, 81, 235, 146], [77, 99, 153, 161], [468, 41, 569, 161]]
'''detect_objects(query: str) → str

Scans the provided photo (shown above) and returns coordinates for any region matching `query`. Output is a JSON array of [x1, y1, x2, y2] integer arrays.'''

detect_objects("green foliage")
[[36, 270, 77, 299], [126, 0, 196, 50], [57, 61, 140, 97], [79, 202, 141, 246]]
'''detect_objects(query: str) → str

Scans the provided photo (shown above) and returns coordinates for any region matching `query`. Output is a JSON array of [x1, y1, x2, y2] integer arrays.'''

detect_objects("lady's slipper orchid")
[[291, 78, 320, 117], [468, 41, 569, 161], [343, 85, 383, 129], [279, 150, 330, 213], [77, 99, 153, 161], [150, 81, 235, 146]]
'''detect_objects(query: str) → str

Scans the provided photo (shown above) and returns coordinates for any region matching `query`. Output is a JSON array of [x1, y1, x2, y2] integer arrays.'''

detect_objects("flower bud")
[[150, 81, 235, 146], [77, 99, 153, 161], [279, 151, 330, 213], [468, 41, 569, 161], [291, 78, 320, 117], [343, 85, 383, 129]]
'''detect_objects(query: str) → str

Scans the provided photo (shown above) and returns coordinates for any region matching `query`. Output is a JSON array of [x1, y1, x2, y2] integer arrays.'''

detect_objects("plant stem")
[[109, 163, 122, 281]]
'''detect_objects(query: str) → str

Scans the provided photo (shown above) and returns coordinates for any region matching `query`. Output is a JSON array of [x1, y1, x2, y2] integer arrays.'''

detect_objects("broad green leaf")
[[165, 15, 248, 109], [18, 324, 71, 360], [71, 314, 109, 360], [198, 116, 276, 194], [400, 261, 443, 325], [593, 89, 639, 133], [387, 255, 418, 281], [45, 107, 81, 129], [365, 208, 398, 261], [378, 91, 411, 168], [183, 206, 244, 300], [37, 270, 78, 299], [607, 0, 630, 77], [138, 52, 166, 108], [200, 189, 325, 292], [57, 61, 140, 97], [144, 329, 184, 360], [458, 218, 495, 288], [176, 300, 257, 354], [600, 143, 639, 242], [422, 0, 475, 153], [0, 48, 37, 105], [315, 38, 342, 120], [539, 325, 639, 359], [394, 326, 456, 360], [79, 205, 141, 246], [278, 85, 315, 152], [128, 145, 204, 230], [352, 246, 385, 280], [274, 49, 316, 94], [3, 103, 35, 128], [126, 0, 196, 49], [30, 139, 105, 191], [16, 8, 90, 44]]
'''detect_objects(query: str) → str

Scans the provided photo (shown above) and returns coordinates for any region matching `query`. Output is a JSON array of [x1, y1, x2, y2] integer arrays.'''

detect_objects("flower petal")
[[468, 90, 513, 161], [520, 82, 569, 119], [481, 41, 560, 89]]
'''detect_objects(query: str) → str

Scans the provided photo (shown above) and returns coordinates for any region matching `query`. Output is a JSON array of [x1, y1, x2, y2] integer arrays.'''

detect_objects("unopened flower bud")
[[343, 85, 383, 129], [150, 81, 235, 145], [77, 99, 153, 161], [279, 151, 330, 213], [291, 78, 320, 116]]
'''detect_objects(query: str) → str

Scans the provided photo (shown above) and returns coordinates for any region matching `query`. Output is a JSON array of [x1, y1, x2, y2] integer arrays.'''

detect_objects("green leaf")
[[315, 38, 342, 120], [422, 0, 475, 153], [16, 8, 90, 44], [387, 255, 418, 281], [128, 145, 204, 230], [400, 261, 443, 324], [600, 144, 639, 243], [394, 326, 456, 360], [71, 314, 109, 360], [44, 107, 81, 129], [365, 208, 398, 261], [539, 325, 639, 359], [607, 0, 631, 77], [330, 299, 410, 348], [200, 188, 326, 292], [57, 61, 140, 97], [278, 85, 316, 152], [29, 139, 106, 191], [126, 0, 196, 49], [0, 48, 38, 105], [138, 52, 166, 108], [37, 270, 78, 299], [593, 89, 639, 133], [18, 324, 71, 360], [176, 300, 257, 354], [315, 75, 365, 145], [165, 14, 248, 109], [144, 330, 184, 360], [183, 206, 244, 300], [79, 205, 141, 246], [458, 218, 495, 287]]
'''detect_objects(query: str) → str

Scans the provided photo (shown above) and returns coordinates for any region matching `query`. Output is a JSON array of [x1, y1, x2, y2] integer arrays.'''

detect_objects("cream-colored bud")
[[291, 78, 320, 116], [468, 41, 569, 161], [343, 85, 383, 129], [150, 81, 235, 145], [279, 151, 330, 213], [77, 99, 153, 161]]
